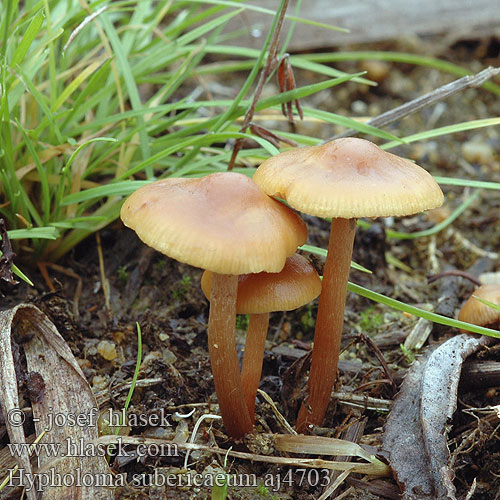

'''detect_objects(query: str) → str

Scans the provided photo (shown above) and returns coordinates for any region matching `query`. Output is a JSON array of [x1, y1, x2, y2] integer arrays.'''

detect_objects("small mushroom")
[[458, 284, 500, 329], [201, 253, 321, 421], [120, 172, 307, 438], [253, 137, 444, 431]]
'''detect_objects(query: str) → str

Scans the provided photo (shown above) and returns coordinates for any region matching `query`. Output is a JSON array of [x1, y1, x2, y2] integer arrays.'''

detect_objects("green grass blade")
[[15, 120, 50, 226], [348, 282, 500, 339], [303, 107, 403, 142], [183, 0, 348, 32], [212, 0, 289, 132], [11, 9, 44, 66], [62, 58, 112, 128], [435, 177, 500, 190], [118, 131, 278, 179], [357, 190, 481, 240], [1, 0, 17, 62], [50, 198, 123, 261], [8, 227, 59, 239], [195, 44, 373, 86], [63, 137, 118, 175], [15, 63, 64, 143], [12, 264, 34, 286], [473, 296, 500, 313], [255, 73, 366, 113], [62, 181, 151, 205], [290, 56, 374, 86], [69, 100, 188, 136], [51, 216, 108, 229], [50, 56, 110, 112], [382, 118, 500, 149], [176, 8, 242, 46], [99, 13, 151, 175], [299, 244, 372, 274], [301, 51, 500, 96]]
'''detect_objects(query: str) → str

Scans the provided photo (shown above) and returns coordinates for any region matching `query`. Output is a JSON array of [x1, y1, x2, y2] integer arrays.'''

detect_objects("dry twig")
[[326, 66, 500, 142], [227, 0, 290, 170]]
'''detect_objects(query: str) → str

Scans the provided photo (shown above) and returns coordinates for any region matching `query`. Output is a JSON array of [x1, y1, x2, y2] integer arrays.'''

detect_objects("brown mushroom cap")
[[120, 172, 307, 275], [458, 284, 500, 326], [252, 138, 444, 218], [201, 254, 321, 314]]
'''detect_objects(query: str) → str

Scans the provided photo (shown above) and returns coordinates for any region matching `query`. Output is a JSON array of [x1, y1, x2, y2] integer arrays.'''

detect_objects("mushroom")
[[201, 253, 321, 421], [252, 137, 444, 431], [458, 284, 500, 329], [120, 172, 307, 438]]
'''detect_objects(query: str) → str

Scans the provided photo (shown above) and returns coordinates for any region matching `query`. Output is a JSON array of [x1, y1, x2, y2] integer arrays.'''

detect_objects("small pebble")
[[142, 351, 162, 369], [486, 388, 497, 399], [143, 426, 172, 439], [77, 358, 92, 370], [351, 100, 368, 114], [112, 330, 126, 344], [173, 419, 190, 443], [426, 206, 451, 224], [360, 60, 391, 83], [97, 340, 118, 361], [92, 375, 108, 391], [162, 348, 177, 365], [98, 409, 131, 436], [479, 272, 500, 285], [461, 141, 494, 164], [86, 345, 98, 356]]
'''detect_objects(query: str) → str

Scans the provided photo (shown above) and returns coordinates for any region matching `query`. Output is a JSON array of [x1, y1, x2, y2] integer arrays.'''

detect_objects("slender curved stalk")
[[208, 273, 252, 438], [241, 312, 270, 421], [296, 218, 356, 432]]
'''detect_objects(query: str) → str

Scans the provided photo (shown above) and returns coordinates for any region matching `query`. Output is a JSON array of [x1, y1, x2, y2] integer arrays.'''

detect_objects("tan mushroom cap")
[[120, 172, 307, 275], [252, 138, 444, 218], [458, 284, 500, 327], [201, 254, 321, 314]]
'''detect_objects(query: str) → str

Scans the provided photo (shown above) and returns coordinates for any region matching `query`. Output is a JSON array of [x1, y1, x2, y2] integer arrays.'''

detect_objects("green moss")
[[117, 265, 128, 283], [358, 306, 384, 333], [172, 275, 192, 300], [236, 314, 250, 331], [300, 306, 315, 332]]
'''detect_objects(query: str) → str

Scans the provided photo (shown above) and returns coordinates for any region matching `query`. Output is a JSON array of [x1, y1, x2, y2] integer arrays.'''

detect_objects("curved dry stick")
[[428, 270, 482, 286]]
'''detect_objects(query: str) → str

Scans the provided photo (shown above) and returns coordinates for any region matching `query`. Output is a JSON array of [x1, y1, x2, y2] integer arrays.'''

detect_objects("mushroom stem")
[[241, 312, 270, 421], [296, 217, 356, 432], [208, 273, 253, 438]]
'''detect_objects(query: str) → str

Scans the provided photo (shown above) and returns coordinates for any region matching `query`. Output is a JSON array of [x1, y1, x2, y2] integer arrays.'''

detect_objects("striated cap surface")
[[201, 253, 321, 314], [458, 284, 500, 327], [252, 138, 444, 218], [120, 172, 307, 274]]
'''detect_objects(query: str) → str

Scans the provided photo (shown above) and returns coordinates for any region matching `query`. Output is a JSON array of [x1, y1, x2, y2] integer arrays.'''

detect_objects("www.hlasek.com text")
[[8, 437, 178, 459]]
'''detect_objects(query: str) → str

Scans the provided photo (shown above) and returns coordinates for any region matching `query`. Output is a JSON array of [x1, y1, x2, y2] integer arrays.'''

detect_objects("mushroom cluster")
[[120, 172, 310, 438], [121, 137, 445, 438], [201, 253, 321, 420], [253, 137, 444, 431]]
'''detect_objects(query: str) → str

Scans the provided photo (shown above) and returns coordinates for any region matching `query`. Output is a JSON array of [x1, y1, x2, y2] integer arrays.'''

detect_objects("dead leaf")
[[0, 304, 113, 499], [383, 333, 494, 499], [276, 54, 303, 123]]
